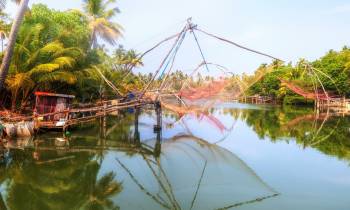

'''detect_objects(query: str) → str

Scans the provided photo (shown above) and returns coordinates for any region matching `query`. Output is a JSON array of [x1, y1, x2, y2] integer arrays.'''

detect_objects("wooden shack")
[[34, 92, 75, 128]]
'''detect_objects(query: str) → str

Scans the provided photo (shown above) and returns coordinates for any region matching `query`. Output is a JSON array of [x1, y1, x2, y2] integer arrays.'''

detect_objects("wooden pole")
[[154, 128, 162, 158], [134, 106, 140, 145], [154, 101, 162, 132]]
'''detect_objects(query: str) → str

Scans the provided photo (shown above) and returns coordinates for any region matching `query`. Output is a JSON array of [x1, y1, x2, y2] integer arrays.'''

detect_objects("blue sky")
[[5, 0, 350, 75]]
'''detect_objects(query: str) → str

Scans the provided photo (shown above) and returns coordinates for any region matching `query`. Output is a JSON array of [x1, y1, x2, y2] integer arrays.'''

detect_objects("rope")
[[159, 30, 187, 80], [159, 30, 188, 90], [140, 25, 189, 98], [121, 33, 180, 85], [191, 29, 210, 72], [195, 28, 284, 62]]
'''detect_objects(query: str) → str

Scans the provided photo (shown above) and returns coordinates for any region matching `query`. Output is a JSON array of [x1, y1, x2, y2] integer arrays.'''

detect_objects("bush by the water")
[[283, 95, 314, 106]]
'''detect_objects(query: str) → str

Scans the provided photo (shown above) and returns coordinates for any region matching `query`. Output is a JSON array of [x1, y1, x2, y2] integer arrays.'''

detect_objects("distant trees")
[[313, 47, 350, 96], [244, 46, 350, 103]]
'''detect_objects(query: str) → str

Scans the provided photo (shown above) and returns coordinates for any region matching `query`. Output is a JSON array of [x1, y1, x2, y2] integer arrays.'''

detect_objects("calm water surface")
[[0, 102, 349, 210]]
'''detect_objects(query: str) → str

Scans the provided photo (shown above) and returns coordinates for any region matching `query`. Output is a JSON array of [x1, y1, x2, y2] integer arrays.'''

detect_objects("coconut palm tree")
[[0, 0, 29, 90], [114, 46, 143, 72], [81, 0, 123, 48], [6, 23, 82, 111]]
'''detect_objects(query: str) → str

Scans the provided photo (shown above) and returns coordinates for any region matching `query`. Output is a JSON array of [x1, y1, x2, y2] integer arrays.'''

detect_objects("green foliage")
[[313, 47, 350, 96], [3, 4, 98, 111], [283, 95, 313, 106], [238, 106, 350, 162], [246, 46, 350, 102]]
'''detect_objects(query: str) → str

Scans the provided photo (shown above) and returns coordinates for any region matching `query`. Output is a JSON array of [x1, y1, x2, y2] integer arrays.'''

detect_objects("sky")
[[5, 0, 350, 76]]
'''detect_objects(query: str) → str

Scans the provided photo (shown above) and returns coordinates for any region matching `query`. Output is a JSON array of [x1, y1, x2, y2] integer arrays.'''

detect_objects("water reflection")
[[115, 135, 278, 210], [0, 139, 122, 210], [0, 103, 349, 210], [232, 105, 350, 162]]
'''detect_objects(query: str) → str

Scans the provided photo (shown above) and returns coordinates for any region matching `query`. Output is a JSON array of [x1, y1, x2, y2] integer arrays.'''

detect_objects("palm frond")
[[53, 47, 83, 58], [53, 56, 76, 69], [83, 0, 103, 16], [40, 41, 65, 54], [103, 7, 119, 19], [91, 18, 122, 46], [5, 72, 34, 91], [29, 63, 60, 75], [21, 23, 44, 50], [14, 43, 30, 58], [37, 71, 77, 84]]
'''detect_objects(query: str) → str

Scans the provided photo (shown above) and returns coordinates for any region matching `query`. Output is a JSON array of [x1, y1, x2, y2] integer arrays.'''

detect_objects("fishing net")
[[280, 79, 329, 100], [178, 79, 229, 101]]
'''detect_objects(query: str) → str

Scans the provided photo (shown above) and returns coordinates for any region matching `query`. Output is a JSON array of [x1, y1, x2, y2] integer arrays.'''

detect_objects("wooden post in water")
[[102, 101, 107, 139], [153, 100, 162, 157], [154, 100, 162, 132], [134, 106, 140, 145], [154, 129, 162, 158]]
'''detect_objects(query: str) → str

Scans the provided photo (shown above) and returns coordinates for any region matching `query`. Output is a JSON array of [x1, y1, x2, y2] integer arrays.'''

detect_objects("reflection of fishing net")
[[115, 136, 278, 210], [137, 109, 237, 144]]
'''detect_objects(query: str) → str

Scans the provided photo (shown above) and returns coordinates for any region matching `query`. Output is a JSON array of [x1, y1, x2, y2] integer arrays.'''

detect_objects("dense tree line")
[[246, 47, 350, 104]]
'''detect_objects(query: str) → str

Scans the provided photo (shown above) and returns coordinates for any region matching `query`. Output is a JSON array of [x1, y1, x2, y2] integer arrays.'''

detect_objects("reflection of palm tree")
[[0, 165, 8, 209], [81, 161, 122, 210], [0, 192, 7, 210], [2, 147, 123, 210]]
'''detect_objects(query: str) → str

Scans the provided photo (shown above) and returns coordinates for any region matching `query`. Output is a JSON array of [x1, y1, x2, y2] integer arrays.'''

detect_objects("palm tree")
[[81, 0, 123, 48], [114, 46, 143, 72], [0, 0, 30, 90], [6, 24, 82, 111]]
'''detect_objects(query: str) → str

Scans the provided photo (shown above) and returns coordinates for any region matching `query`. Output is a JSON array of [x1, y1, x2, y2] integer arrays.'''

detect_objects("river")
[[0, 102, 349, 210]]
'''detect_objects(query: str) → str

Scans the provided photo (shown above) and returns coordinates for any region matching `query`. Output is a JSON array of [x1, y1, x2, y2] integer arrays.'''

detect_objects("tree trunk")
[[0, 0, 30, 90]]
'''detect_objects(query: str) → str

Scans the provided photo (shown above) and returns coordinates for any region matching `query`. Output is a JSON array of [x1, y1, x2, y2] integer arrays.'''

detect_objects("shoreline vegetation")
[[0, 2, 349, 114]]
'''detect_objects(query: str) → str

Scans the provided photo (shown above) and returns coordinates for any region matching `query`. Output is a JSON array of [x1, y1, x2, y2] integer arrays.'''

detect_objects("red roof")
[[35, 92, 75, 99]]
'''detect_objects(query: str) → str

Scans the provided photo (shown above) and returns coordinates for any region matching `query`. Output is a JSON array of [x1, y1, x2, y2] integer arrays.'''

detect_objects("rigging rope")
[[195, 28, 284, 62], [140, 25, 189, 98], [190, 27, 210, 72], [159, 30, 188, 90]]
